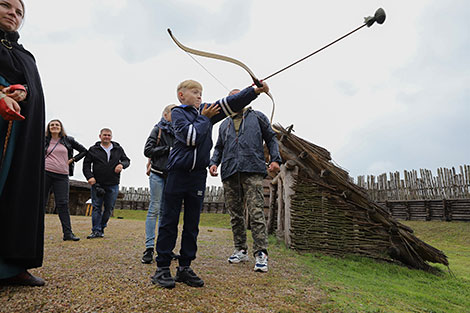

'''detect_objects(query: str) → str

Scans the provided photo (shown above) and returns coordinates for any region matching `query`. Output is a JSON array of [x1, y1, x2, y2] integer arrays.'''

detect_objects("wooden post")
[[443, 199, 450, 221], [276, 160, 299, 247], [267, 176, 279, 234], [405, 202, 410, 220], [425, 200, 431, 221]]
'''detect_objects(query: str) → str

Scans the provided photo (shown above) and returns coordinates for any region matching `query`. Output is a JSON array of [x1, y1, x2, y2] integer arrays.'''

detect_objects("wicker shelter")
[[268, 124, 448, 271], [45, 179, 91, 216]]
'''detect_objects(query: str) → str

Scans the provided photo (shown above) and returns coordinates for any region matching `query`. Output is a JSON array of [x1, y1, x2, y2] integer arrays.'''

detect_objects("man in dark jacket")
[[141, 104, 176, 264], [209, 89, 281, 273], [82, 128, 130, 239]]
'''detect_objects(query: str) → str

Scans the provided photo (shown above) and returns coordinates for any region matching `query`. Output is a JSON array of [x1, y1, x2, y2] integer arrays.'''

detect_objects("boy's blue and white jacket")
[[167, 86, 258, 172]]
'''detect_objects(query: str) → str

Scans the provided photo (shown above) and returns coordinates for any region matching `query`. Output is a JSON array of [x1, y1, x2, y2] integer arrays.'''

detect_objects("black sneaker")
[[63, 233, 80, 241], [175, 267, 204, 287], [151, 267, 175, 289], [141, 248, 154, 264], [86, 231, 102, 239]]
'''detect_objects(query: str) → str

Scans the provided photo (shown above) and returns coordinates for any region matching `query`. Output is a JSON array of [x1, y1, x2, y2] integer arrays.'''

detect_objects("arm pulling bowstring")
[[167, 29, 278, 133]]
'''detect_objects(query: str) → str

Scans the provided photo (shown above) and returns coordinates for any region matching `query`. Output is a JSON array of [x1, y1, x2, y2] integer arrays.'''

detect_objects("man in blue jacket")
[[152, 80, 270, 289], [209, 89, 281, 273]]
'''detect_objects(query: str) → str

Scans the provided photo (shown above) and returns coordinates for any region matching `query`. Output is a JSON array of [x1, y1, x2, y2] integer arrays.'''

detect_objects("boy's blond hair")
[[177, 80, 203, 93], [177, 80, 203, 103]]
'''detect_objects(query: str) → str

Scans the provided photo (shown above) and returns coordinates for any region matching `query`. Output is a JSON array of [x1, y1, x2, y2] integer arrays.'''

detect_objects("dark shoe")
[[63, 233, 80, 241], [98, 231, 104, 238], [141, 248, 154, 264], [175, 267, 204, 287], [87, 231, 102, 239], [151, 267, 175, 289], [0, 271, 45, 287], [170, 252, 180, 260]]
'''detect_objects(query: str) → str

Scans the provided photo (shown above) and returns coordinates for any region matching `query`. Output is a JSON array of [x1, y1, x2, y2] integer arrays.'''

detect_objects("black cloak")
[[0, 30, 45, 269]]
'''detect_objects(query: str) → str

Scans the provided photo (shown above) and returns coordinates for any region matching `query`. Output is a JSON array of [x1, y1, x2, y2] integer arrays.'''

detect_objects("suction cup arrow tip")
[[364, 8, 386, 27]]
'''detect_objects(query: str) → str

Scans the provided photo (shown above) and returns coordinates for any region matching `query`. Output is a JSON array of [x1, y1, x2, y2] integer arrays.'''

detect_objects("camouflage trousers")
[[223, 173, 267, 253]]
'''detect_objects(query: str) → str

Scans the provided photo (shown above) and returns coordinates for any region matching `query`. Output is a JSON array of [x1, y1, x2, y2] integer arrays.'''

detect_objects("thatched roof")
[[273, 124, 448, 270]]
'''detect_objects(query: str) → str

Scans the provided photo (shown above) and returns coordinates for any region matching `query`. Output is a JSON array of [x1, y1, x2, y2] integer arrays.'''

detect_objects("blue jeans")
[[91, 184, 119, 233], [145, 172, 165, 249]]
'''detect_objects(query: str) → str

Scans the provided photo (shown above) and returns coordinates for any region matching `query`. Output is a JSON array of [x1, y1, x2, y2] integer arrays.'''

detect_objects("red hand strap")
[[6, 84, 27, 95]]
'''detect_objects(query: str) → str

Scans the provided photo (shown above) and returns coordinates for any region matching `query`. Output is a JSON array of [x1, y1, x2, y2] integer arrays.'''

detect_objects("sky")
[[18, 0, 470, 188]]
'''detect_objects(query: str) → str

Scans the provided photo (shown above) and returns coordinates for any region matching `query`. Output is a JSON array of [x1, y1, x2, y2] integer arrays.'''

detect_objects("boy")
[[152, 79, 269, 289]]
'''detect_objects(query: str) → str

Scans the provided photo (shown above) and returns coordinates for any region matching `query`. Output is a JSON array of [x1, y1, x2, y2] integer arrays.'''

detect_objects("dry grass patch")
[[0, 214, 324, 312]]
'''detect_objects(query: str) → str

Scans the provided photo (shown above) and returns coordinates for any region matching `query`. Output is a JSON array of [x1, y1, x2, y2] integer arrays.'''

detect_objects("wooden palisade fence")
[[356, 166, 470, 221], [114, 185, 227, 213], [356, 165, 470, 201]]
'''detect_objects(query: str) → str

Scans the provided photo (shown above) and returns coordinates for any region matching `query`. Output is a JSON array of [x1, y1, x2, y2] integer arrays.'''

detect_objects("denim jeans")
[[145, 172, 165, 249], [91, 184, 119, 233], [45, 171, 73, 236]]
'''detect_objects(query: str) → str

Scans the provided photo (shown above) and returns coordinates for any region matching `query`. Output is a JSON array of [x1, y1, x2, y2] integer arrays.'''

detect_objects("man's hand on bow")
[[254, 81, 269, 95]]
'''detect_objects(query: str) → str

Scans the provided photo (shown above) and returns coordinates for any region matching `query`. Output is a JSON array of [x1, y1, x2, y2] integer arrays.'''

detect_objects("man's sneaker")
[[175, 267, 204, 287], [151, 267, 175, 289], [141, 248, 154, 264], [98, 231, 104, 238], [86, 231, 102, 239], [254, 251, 268, 272], [228, 249, 249, 264]]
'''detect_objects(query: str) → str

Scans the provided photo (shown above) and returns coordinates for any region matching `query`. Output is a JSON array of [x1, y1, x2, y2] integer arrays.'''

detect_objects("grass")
[[271, 220, 470, 313], [113, 209, 231, 229]]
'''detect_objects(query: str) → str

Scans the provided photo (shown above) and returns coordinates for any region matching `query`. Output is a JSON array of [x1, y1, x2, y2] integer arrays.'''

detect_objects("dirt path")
[[1, 215, 324, 312]]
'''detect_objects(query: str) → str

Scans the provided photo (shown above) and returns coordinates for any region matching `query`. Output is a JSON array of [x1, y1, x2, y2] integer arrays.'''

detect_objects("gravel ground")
[[0, 215, 324, 312]]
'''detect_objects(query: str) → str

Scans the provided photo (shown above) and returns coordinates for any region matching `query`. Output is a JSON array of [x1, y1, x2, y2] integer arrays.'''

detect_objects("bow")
[[167, 29, 277, 127]]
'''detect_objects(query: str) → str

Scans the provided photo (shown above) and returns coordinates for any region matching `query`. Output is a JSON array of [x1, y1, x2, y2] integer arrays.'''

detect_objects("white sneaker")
[[254, 251, 268, 272], [228, 249, 249, 263]]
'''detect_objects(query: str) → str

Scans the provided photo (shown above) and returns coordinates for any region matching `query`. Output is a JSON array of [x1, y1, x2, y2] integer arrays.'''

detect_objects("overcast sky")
[[19, 0, 469, 188]]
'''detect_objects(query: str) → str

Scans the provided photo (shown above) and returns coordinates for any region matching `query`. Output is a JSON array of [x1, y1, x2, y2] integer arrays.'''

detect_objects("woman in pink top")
[[44, 119, 87, 241]]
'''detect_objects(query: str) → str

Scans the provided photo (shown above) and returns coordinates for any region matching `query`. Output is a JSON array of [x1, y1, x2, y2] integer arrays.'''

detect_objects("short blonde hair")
[[177, 80, 203, 93], [163, 104, 177, 116]]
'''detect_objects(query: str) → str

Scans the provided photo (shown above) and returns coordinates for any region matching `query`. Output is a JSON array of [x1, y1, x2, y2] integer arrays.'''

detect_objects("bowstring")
[[184, 51, 277, 132], [185, 52, 230, 92]]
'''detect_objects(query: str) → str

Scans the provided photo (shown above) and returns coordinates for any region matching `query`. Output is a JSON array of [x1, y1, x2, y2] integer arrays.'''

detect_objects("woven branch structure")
[[269, 124, 448, 271]]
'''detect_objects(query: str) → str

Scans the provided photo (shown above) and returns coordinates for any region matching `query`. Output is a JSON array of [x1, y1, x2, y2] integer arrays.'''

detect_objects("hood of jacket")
[[156, 117, 174, 134]]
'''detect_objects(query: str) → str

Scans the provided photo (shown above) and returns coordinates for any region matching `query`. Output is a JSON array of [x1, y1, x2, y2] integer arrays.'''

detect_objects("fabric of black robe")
[[0, 30, 46, 269]]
